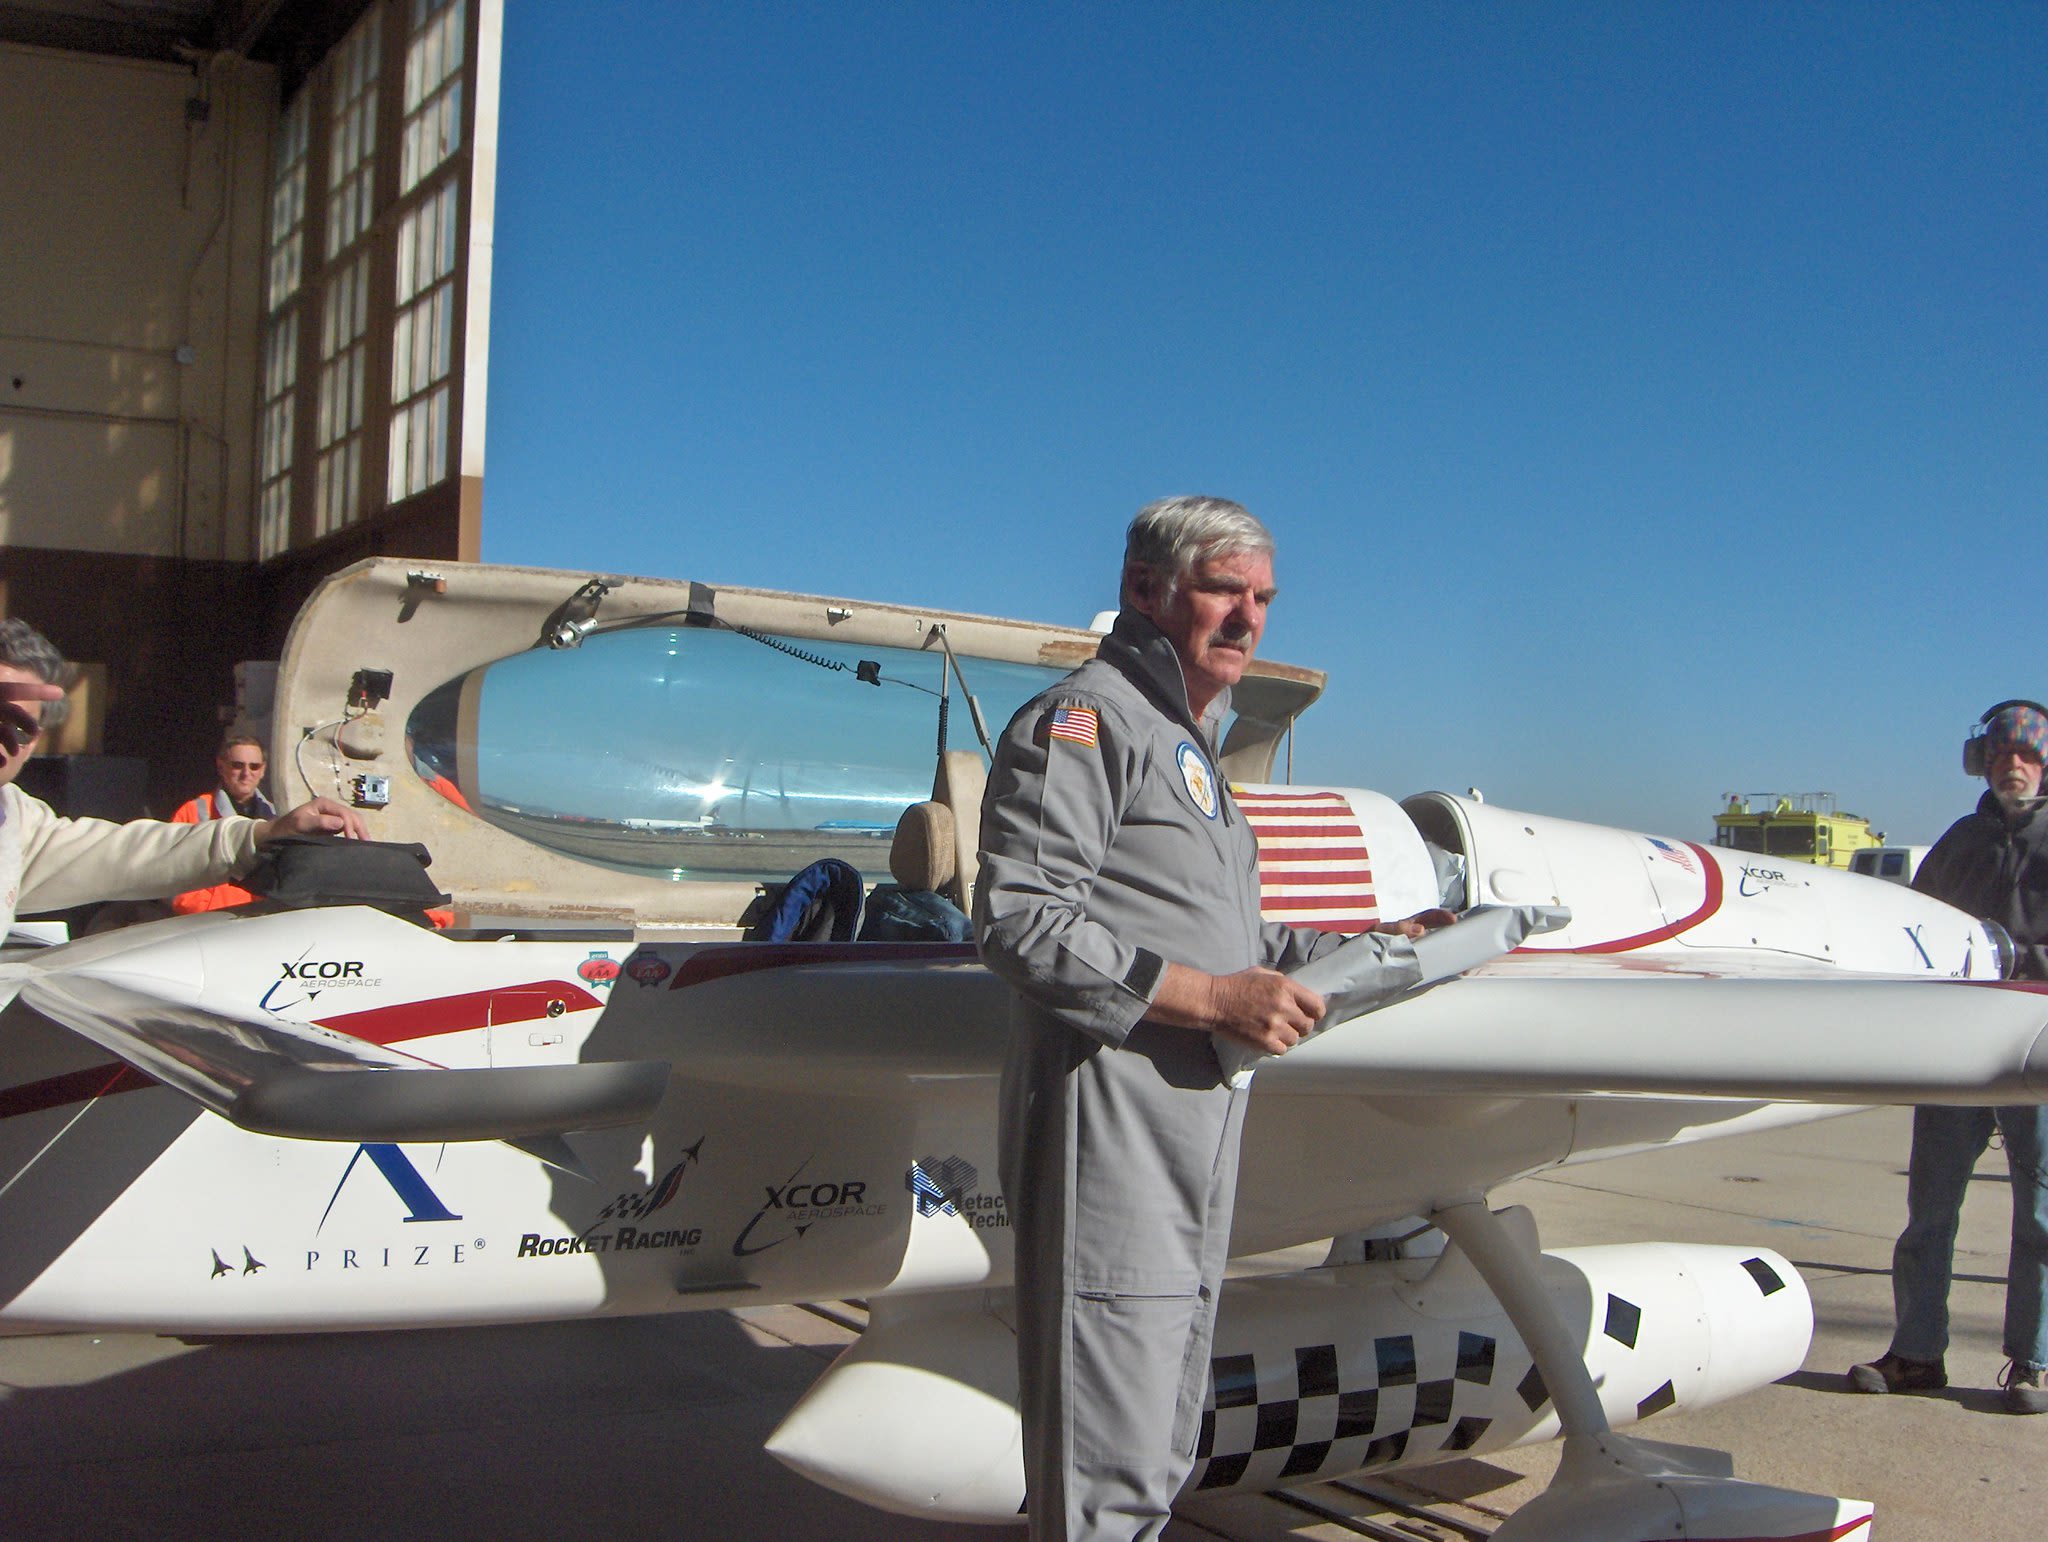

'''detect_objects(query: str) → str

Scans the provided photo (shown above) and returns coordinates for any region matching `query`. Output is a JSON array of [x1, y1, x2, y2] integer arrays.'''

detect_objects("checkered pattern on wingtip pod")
[[1184, 1253, 1776, 1497], [1189, 1332, 1507, 1494]]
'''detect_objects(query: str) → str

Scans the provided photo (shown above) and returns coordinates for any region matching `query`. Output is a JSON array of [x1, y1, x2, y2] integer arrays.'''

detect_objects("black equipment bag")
[[237, 836, 451, 917]]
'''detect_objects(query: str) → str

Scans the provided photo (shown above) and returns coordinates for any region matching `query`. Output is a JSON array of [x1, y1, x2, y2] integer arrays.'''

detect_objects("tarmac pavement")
[[1, 1106, 2040, 1539]]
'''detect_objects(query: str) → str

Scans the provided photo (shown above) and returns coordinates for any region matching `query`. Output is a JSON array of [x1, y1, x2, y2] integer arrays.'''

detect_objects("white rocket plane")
[[4, 558, 2041, 1540]]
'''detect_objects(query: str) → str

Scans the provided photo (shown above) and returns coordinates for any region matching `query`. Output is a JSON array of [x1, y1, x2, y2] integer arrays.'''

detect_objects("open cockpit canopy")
[[273, 559, 1326, 930]]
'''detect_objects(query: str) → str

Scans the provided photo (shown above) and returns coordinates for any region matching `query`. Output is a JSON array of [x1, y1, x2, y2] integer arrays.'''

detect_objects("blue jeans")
[[1890, 1103, 2048, 1372]]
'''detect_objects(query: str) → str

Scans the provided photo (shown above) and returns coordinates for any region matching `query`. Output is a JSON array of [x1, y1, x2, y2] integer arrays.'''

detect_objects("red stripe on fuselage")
[[310, 979, 604, 1046], [1526, 841, 1724, 954]]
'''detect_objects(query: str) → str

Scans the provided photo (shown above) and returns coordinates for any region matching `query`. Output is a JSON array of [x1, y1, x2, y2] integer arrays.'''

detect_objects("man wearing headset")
[[1850, 700, 2048, 1414]]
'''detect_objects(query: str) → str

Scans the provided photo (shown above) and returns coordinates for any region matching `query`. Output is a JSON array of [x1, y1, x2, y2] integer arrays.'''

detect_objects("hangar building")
[[0, 0, 502, 813]]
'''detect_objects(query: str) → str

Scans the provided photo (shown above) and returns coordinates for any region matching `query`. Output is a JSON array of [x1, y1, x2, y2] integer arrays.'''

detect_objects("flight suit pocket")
[[1070, 1287, 1206, 1463]]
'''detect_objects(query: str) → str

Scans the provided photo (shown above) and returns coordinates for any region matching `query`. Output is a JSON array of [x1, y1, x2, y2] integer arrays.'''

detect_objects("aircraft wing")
[[3, 964, 670, 1145], [1254, 953, 2048, 1103], [620, 941, 2048, 1108]]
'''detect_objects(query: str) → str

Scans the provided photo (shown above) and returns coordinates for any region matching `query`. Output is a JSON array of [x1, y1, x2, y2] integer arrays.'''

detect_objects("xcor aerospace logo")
[[261, 946, 383, 1011], [1738, 865, 1793, 897], [908, 1155, 1009, 1230], [732, 1159, 885, 1256]]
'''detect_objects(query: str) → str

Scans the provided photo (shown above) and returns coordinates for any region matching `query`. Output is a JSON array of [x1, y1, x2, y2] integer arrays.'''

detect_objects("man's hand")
[[256, 797, 368, 844], [1374, 907, 1457, 941], [1207, 967, 1327, 1055], [0, 680, 65, 756], [1150, 961, 1325, 1055]]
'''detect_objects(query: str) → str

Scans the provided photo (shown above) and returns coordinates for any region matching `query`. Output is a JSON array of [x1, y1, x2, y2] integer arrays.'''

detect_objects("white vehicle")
[[3, 560, 2040, 1541], [1849, 844, 1931, 885]]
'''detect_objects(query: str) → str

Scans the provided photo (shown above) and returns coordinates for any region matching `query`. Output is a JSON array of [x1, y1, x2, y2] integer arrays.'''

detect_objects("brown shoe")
[[1847, 1352, 1946, 1394]]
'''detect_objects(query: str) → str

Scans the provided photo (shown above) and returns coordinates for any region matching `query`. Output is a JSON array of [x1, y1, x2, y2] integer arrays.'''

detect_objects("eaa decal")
[[625, 952, 671, 987], [577, 952, 621, 987]]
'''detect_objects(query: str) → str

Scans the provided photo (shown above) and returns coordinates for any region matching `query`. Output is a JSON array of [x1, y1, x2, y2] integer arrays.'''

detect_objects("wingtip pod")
[[1491, 1432, 1872, 1541], [767, 1241, 1814, 1525]]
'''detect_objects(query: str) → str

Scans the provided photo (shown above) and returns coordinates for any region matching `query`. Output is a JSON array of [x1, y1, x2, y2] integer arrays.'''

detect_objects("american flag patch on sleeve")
[[1046, 705, 1100, 747]]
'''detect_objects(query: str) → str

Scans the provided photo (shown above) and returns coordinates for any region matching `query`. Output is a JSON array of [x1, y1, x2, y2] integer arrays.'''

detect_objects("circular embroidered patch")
[[1177, 741, 1218, 819]]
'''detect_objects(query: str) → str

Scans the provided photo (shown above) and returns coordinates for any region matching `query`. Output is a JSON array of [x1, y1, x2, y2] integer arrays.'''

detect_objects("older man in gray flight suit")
[[977, 497, 1418, 1540]]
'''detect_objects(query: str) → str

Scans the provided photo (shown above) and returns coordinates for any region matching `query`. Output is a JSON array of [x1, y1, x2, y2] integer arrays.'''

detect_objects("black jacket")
[[1912, 790, 2048, 981]]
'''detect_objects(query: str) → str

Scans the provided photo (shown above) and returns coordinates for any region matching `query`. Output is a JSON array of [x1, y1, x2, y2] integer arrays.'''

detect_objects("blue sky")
[[481, 5, 2044, 844]]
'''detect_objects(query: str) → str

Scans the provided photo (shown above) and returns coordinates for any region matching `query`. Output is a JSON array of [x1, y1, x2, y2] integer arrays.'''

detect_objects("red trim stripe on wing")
[[0, 1062, 152, 1120]]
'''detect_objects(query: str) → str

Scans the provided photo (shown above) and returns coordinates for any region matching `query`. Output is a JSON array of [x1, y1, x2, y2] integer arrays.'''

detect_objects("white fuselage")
[[0, 787, 1999, 1337]]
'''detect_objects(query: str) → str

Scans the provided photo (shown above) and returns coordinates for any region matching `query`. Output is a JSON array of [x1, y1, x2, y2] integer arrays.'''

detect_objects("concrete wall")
[[0, 42, 275, 565]]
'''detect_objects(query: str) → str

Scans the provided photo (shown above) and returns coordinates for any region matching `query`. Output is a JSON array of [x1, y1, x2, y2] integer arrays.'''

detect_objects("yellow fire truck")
[[1712, 792, 1887, 870]]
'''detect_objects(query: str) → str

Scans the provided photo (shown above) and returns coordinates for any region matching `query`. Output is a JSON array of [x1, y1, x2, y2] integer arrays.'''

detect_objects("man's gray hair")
[[1121, 496, 1274, 607], [0, 619, 69, 728]]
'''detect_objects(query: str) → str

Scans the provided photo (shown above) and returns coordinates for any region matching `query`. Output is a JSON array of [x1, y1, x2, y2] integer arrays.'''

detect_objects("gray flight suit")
[[975, 610, 1344, 1542]]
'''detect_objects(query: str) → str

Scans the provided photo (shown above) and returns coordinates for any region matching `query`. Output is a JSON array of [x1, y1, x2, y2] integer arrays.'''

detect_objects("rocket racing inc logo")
[[594, 1138, 701, 1221], [519, 1137, 708, 1261]]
